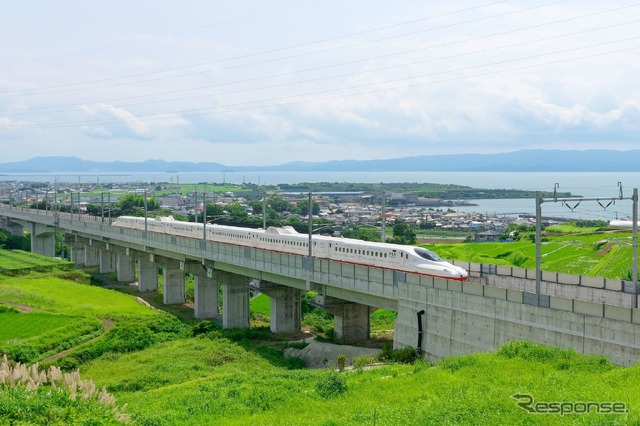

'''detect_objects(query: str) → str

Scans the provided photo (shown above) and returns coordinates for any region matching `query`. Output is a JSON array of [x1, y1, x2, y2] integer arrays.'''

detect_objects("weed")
[[337, 354, 346, 372]]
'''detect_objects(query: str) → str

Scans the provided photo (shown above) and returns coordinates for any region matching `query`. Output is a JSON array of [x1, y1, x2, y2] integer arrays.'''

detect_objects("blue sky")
[[1, 0, 639, 165]]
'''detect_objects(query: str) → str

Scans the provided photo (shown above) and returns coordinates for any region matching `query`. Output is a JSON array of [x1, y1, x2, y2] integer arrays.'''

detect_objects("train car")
[[328, 236, 468, 280], [609, 219, 640, 229], [111, 216, 468, 280]]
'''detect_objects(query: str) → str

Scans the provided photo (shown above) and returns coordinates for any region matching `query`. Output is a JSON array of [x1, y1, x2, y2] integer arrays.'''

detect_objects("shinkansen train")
[[112, 216, 469, 281], [609, 219, 640, 228]]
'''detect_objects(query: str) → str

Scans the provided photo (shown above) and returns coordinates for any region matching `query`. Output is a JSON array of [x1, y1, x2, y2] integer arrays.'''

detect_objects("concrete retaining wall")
[[395, 263, 640, 366]]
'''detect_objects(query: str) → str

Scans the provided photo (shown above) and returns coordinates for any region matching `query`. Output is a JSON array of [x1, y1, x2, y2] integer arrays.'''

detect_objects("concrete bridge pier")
[[98, 243, 116, 273], [137, 253, 158, 292], [220, 272, 249, 329], [28, 223, 56, 257], [315, 295, 372, 343], [5, 220, 24, 237], [114, 247, 136, 283], [257, 281, 302, 333], [160, 257, 185, 305], [183, 262, 219, 319], [84, 240, 100, 267], [68, 237, 85, 266]]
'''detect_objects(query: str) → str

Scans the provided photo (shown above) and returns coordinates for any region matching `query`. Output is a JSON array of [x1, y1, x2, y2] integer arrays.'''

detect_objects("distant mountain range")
[[1, 150, 639, 173]]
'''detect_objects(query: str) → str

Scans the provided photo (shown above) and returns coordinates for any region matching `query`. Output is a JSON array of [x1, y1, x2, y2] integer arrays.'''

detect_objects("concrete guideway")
[[3, 204, 640, 365]]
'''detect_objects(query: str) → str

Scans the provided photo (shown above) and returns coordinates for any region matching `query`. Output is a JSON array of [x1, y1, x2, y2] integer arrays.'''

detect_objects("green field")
[[0, 250, 74, 276], [0, 311, 81, 343], [0, 276, 158, 317], [153, 184, 250, 196], [433, 230, 635, 279]]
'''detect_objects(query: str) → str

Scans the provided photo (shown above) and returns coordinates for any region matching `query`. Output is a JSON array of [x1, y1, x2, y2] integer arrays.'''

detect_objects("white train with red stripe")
[[112, 216, 468, 281]]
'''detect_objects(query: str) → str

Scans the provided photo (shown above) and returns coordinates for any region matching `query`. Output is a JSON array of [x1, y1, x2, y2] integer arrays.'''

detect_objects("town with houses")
[[0, 180, 544, 243]]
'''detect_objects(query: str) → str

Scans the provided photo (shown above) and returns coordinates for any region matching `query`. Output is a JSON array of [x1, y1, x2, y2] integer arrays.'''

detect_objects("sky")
[[1, 0, 639, 166]]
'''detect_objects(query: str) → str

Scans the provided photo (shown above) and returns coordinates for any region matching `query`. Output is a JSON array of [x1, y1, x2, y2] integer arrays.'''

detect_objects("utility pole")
[[535, 186, 638, 307], [535, 192, 542, 305], [308, 192, 313, 257], [634, 188, 638, 308], [381, 191, 386, 243], [202, 191, 207, 240], [263, 192, 267, 230], [143, 189, 148, 238]]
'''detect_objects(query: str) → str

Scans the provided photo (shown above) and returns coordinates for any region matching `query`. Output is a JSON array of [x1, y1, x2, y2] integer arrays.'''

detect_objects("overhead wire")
[[3, 0, 638, 151], [0, 0, 322, 69], [1, 0, 574, 97], [6, 39, 639, 130], [6, 17, 638, 115]]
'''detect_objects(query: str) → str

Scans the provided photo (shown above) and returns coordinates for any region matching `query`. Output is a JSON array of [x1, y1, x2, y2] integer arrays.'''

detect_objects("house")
[[475, 230, 502, 242]]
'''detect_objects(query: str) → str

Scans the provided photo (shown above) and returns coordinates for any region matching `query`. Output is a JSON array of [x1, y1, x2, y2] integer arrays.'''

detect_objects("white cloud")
[[1, 1, 639, 163]]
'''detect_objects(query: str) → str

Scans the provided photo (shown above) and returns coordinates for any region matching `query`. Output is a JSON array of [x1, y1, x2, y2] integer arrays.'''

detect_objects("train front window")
[[414, 247, 443, 262]]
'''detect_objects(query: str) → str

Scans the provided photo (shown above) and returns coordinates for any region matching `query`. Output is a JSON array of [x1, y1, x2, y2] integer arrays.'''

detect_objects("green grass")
[[0, 256, 166, 364], [371, 309, 396, 332], [252, 293, 396, 333], [250, 293, 271, 316], [0, 310, 104, 363], [78, 338, 640, 425], [433, 231, 636, 279], [0, 250, 74, 276], [0, 276, 158, 317], [153, 184, 250, 196], [0, 311, 81, 343]]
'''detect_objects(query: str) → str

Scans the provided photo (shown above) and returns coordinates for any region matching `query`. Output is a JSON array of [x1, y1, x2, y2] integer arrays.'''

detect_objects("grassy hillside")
[[433, 229, 635, 279], [79, 337, 640, 425], [3, 230, 640, 424]]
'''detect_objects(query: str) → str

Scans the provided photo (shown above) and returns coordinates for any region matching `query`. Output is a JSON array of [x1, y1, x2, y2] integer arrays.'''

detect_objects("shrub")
[[221, 326, 271, 342], [391, 347, 419, 364], [191, 320, 222, 336], [55, 316, 186, 369], [378, 343, 419, 364], [316, 372, 347, 399], [379, 341, 393, 361], [0, 305, 19, 314]]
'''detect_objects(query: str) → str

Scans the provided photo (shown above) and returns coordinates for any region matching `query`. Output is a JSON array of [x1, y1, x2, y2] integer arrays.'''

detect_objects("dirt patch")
[[1, 301, 36, 313], [597, 243, 615, 255]]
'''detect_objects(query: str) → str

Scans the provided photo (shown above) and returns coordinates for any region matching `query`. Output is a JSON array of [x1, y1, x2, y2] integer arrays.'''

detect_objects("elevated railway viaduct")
[[2, 204, 640, 365]]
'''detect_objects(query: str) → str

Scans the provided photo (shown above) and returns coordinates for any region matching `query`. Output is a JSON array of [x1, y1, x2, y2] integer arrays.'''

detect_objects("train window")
[[414, 247, 443, 262]]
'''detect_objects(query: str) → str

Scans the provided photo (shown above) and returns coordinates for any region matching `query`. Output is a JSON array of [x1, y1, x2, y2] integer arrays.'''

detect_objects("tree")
[[226, 202, 249, 222], [268, 196, 294, 213], [341, 226, 381, 242], [297, 200, 320, 216], [419, 221, 437, 230], [205, 203, 226, 219], [390, 219, 416, 245], [115, 194, 160, 216]]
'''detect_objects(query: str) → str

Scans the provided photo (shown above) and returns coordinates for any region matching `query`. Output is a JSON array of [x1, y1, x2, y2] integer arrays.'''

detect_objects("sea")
[[2, 171, 639, 222]]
